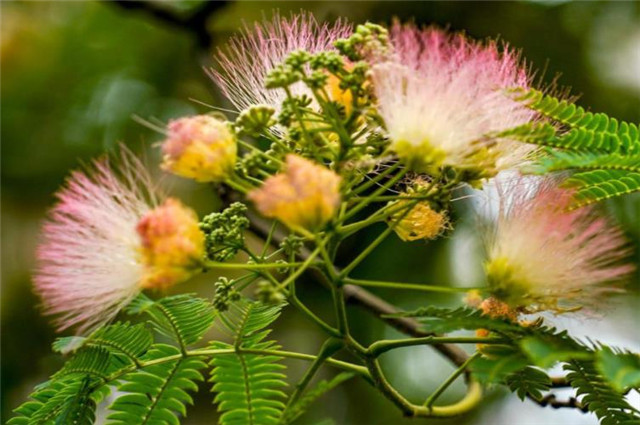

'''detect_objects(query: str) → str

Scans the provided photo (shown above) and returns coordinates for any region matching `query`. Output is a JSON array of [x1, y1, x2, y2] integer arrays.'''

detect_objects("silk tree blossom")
[[210, 12, 352, 115], [248, 154, 341, 232], [483, 177, 635, 313], [161, 115, 237, 183], [370, 23, 537, 175], [34, 151, 204, 334]]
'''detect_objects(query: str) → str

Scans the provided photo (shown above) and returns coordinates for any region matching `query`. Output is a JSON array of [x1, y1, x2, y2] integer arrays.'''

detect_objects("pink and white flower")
[[370, 23, 537, 174], [210, 12, 352, 114], [34, 150, 204, 334], [484, 176, 635, 312]]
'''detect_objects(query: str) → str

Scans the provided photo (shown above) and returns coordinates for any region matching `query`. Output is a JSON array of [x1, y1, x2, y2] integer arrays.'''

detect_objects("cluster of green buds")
[[200, 202, 250, 262]]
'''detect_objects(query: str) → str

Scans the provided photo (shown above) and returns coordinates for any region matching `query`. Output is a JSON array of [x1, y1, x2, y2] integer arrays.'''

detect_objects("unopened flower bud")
[[161, 115, 237, 183], [248, 155, 341, 231], [136, 198, 205, 290]]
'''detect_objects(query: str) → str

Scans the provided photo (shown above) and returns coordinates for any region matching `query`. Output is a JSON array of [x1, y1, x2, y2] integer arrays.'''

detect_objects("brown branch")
[[109, 0, 230, 47], [530, 394, 588, 412]]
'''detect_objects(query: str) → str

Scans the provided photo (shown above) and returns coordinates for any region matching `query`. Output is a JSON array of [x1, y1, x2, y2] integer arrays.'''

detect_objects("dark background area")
[[2, 1, 639, 424]]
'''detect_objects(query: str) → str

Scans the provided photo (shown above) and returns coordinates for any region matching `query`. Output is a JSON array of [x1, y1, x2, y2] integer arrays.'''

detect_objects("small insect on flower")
[[34, 150, 204, 334], [248, 154, 341, 232], [161, 115, 237, 183], [389, 201, 449, 242], [210, 12, 352, 114], [483, 177, 635, 313], [369, 23, 537, 176]]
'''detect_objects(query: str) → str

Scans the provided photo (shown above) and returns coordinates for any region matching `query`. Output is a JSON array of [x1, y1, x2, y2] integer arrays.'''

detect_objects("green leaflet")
[[85, 322, 153, 364], [8, 376, 110, 425], [516, 89, 640, 154], [505, 89, 640, 207], [596, 347, 640, 393], [128, 293, 216, 347], [505, 367, 551, 401], [107, 344, 208, 425], [565, 359, 640, 425], [385, 306, 523, 334], [210, 301, 288, 425]]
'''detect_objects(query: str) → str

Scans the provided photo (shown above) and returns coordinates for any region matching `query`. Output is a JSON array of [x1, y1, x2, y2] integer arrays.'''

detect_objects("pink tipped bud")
[[161, 115, 237, 183], [248, 155, 341, 231]]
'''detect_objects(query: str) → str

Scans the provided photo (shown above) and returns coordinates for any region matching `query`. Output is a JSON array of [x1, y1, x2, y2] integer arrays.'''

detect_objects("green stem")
[[367, 337, 507, 357], [237, 139, 283, 165], [362, 356, 483, 417], [288, 277, 341, 338], [225, 178, 253, 194], [285, 338, 344, 408], [338, 194, 419, 237], [348, 161, 401, 197], [342, 167, 409, 223], [260, 221, 278, 258], [424, 352, 481, 408], [114, 347, 370, 379], [338, 201, 418, 279], [331, 285, 350, 335], [203, 261, 303, 270], [274, 241, 325, 291], [344, 278, 484, 294]]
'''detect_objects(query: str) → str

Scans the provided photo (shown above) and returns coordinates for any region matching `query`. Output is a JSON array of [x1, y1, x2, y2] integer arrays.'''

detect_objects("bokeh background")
[[2, 1, 639, 424]]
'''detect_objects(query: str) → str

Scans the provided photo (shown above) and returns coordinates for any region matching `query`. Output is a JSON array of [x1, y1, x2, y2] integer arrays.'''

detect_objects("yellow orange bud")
[[479, 296, 518, 321], [390, 201, 448, 242], [326, 72, 354, 115], [248, 155, 341, 231], [136, 198, 205, 290], [161, 115, 237, 182]]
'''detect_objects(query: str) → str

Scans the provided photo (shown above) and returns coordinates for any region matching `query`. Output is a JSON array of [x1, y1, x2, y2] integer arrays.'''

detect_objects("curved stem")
[[363, 356, 483, 418], [368, 336, 507, 357], [424, 352, 481, 408]]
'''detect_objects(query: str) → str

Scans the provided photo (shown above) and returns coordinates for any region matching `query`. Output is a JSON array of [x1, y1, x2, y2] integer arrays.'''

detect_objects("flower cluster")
[[32, 13, 634, 339]]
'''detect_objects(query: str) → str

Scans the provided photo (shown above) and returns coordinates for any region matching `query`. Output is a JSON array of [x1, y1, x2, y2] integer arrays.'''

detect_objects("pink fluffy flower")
[[210, 12, 352, 113], [484, 177, 635, 312], [370, 23, 537, 174], [35, 152, 155, 334], [34, 150, 204, 334]]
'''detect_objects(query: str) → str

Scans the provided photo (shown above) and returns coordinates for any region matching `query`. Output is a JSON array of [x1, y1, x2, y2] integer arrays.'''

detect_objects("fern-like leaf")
[[506, 89, 640, 206], [210, 301, 288, 425], [565, 170, 640, 207], [129, 294, 216, 347], [516, 89, 640, 154], [536, 150, 640, 173], [108, 343, 207, 425], [564, 359, 640, 425], [505, 366, 552, 401], [386, 306, 523, 334], [85, 322, 153, 365], [8, 377, 108, 425]]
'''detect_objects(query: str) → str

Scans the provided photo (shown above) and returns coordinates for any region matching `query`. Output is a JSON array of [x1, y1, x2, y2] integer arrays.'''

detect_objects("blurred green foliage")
[[2, 1, 638, 424]]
